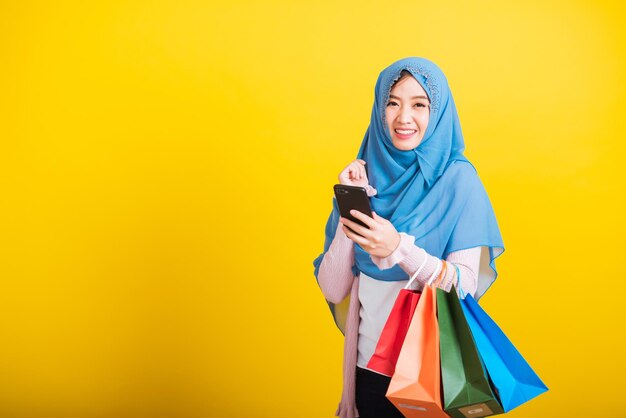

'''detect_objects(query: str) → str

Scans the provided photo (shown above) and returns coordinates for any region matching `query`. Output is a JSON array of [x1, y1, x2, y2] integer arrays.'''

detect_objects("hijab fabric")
[[313, 57, 504, 332]]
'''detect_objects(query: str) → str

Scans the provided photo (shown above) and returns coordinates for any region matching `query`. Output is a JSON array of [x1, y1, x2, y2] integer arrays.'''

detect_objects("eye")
[[386, 101, 398, 107], [414, 103, 427, 108]]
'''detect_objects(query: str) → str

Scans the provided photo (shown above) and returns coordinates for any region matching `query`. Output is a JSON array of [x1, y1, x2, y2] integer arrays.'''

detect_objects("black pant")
[[355, 366, 404, 418]]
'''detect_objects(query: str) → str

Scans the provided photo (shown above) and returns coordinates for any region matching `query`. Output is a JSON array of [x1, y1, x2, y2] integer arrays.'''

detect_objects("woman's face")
[[385, 75, 430, 151]]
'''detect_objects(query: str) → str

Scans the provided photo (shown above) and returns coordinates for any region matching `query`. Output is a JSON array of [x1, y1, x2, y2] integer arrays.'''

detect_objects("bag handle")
[[433, 261, 448, 288], [403, 249, 428, 290], [427, 259, 443, 286], [453, 263, 466, 299]]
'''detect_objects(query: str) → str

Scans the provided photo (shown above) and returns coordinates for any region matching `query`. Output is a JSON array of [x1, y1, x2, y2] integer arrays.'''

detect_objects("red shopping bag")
[[366, 288, 421, 376], [366, 260, 427, 376]]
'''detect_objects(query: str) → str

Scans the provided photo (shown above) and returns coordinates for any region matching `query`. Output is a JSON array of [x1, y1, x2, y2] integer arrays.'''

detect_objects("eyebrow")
[[389, 94, 429, 101]]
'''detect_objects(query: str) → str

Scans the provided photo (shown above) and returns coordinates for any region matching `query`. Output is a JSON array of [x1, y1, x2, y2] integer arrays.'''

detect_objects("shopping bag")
[[437, 284, 503, 418], [386, 284, 449, 418], [458, 271, 548, 412], [366, 288, 420, 375], [367, 258, 428, 376]]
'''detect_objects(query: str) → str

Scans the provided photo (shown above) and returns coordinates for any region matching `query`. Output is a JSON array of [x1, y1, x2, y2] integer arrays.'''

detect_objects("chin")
[[392, 139, 421, 151]]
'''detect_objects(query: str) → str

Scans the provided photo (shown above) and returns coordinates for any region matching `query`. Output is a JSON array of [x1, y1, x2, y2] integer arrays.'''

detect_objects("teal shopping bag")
[[456, 265, 548, 412]]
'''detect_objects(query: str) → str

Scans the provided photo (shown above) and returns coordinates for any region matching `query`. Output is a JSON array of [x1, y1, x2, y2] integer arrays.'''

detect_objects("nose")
[[397, 106, 413, 124]]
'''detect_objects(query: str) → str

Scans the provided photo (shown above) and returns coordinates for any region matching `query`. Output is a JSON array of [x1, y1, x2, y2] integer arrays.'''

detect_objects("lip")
[[394, 128, 417, 140]]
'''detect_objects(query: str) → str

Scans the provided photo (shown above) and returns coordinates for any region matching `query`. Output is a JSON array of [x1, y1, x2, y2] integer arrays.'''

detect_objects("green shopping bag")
[[437, 284, 503, 418]]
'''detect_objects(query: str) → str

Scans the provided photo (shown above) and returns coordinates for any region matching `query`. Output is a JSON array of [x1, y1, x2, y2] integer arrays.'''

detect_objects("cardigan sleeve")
[[317, 222, 356, 304], [370, 232, 481, 298]]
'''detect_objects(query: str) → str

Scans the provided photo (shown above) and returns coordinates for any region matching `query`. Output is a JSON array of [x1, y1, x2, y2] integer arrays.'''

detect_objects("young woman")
[[313, 57, 504, 418]]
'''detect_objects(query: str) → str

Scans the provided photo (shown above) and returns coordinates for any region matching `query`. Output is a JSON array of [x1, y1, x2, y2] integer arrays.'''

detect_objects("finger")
[[348, 166, 357, 179], [352, 162, 361, 179], [372, 211, 388, 224], [342, 224, 369, 246], [349, 209, 377, 228], [340, 216, 371, 238], [357, 159, 366, 165]]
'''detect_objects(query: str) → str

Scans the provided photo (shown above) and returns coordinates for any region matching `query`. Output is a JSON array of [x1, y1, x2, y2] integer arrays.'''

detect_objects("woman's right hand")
[[338, 159, 369, 188]]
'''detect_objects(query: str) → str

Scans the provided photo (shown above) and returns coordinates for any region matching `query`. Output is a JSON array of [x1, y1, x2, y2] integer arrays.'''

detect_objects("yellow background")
[[1, 0, 624, 417]]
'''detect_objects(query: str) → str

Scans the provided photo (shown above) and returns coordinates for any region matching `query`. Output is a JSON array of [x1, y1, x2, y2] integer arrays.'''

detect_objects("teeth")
[[396, 129, 416, 135]]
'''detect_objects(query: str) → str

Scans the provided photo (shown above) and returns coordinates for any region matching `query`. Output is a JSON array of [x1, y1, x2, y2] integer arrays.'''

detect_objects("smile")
[[394, 129, 417, 139]]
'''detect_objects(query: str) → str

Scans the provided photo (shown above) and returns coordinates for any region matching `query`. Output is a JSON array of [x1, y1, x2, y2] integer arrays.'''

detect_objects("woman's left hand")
[[340, 210, 401, 258]]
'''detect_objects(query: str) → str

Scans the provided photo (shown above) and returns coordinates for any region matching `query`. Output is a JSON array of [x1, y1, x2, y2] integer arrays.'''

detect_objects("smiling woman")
[[312, 57, 505, 418]]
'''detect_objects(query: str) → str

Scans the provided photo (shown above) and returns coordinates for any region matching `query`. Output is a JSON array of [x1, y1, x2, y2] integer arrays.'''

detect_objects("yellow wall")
[[1, 1, 624, 417]]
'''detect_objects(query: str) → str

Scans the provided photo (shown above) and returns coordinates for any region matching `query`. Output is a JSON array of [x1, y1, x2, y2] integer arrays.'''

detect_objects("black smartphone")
[[333, 184, 373, 235]]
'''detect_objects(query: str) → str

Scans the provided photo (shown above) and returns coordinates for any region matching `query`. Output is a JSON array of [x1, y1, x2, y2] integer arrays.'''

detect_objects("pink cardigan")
[[317, 220, 481, 418]]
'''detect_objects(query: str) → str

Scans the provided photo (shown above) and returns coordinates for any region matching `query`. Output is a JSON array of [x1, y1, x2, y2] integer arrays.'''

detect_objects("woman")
[[312, 57, 504, 418]]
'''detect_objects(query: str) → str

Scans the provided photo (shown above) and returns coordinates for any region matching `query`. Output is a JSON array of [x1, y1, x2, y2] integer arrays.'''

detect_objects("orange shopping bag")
[[386, 283, 448, 418]]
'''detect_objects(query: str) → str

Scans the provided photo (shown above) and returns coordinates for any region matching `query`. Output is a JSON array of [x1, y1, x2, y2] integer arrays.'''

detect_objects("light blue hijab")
[[313, 57, 504, 332]]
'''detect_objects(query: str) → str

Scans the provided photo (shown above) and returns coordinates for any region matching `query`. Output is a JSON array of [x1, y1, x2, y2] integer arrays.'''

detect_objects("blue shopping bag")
[[455, 266, 548, 412]]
